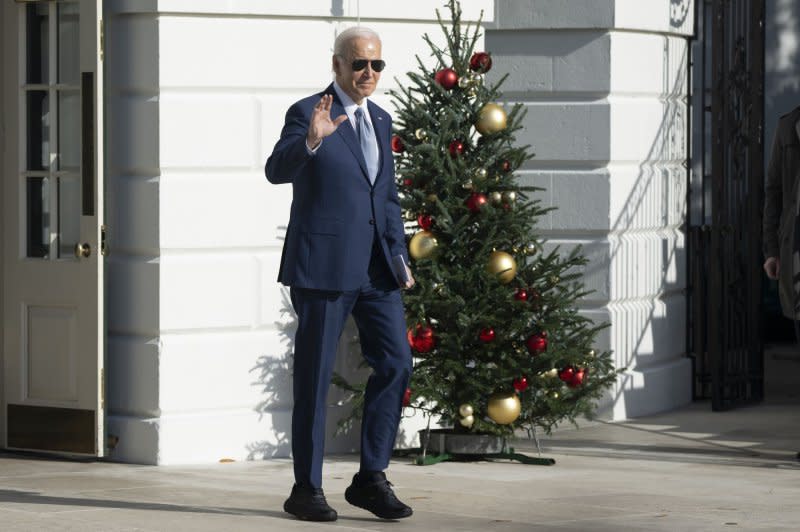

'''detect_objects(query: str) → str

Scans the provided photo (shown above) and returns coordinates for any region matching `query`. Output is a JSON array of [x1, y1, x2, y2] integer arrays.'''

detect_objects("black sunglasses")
[[351, 59, 386, 72]]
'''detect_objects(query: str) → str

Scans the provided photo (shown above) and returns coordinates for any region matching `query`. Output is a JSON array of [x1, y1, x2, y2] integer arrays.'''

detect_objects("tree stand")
[[392, 428, 556, 466]]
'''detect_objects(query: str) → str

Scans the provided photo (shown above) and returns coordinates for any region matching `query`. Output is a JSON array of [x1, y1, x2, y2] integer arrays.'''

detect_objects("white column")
[[487, 0, 694, 420]]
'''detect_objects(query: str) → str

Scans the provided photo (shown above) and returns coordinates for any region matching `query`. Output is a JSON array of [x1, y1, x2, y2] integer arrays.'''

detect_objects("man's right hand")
[[764, 256, 780, 280], [307, 94, 348, 149]]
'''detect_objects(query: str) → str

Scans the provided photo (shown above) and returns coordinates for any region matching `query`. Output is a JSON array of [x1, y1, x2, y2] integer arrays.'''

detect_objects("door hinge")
[[101, 224, 108, 256], [99, 19, 105, 62]]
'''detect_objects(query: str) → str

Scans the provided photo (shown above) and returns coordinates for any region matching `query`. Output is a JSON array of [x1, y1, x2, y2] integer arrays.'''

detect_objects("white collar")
[[333, 80, 369, 116]]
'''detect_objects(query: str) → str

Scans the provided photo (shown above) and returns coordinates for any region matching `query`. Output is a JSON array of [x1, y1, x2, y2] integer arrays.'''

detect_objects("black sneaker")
[[344, 472, 413, 520], [283, 484, 338, 521]]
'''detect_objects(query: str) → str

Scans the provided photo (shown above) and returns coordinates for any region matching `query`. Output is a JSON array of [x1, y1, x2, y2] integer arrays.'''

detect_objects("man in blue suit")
[[266, 27, 415, 522]]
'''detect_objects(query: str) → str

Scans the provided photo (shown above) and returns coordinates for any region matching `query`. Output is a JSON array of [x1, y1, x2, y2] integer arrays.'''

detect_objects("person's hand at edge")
[[764, 256, 780, 280]]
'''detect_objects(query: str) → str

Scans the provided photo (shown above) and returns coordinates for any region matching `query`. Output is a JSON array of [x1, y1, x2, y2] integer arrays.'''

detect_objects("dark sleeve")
[[383, 119, 409, 263], [265, 103, 313, 184], [763, 125, 782, 258]]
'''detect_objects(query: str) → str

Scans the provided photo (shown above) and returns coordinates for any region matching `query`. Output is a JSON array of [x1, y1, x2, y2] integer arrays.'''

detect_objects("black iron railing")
[[688, 0, 765, 410]]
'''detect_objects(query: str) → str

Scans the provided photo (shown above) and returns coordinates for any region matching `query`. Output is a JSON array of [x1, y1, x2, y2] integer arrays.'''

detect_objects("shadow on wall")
[[588, 36, 690, 418], [765, 0, 800, 147], [246, 284, 372, 459], [247, 288, 295, 459]]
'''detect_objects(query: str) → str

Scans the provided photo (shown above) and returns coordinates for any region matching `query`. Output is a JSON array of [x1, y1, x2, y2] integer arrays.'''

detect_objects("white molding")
[[492, 0, 693, 37], [107, 0, 494, 22]]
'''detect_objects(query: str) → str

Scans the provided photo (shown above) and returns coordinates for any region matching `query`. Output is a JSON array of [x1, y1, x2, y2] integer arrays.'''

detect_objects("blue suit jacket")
[[265, 84, 408, 291]]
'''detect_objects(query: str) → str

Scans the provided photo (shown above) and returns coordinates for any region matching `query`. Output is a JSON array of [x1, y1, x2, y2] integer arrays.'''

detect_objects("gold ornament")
[[549, 275, 560, 285], [459, 404, 474, 417], [470, 73, 484, 86], [426, 193, 439, 204], [459, 415, 475, 428], [588, 349, 596, 357], [475, 168, 488, 180], [487, 391, 521, 425], [458, 75, 472, 89], [409, 230, 439, 260], [467, 87, 478, 99], [462, 179, 474, 189], [546, 368, 559, 378], [415, 128, 428, 141], [475, 103, 508, 135], [524, 242, 537, 255], [489, 191, 503, 205], [486, 250, 517, 284], [502, 191, 517, 203], [552, 392, 559, 399]]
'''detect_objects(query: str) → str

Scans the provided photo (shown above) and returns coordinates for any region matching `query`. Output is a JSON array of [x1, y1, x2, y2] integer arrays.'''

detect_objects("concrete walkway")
[[1, 397, 799, 532]]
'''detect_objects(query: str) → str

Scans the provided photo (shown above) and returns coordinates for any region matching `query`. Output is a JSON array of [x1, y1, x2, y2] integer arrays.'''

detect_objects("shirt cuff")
[[305, 138, 322, 155]]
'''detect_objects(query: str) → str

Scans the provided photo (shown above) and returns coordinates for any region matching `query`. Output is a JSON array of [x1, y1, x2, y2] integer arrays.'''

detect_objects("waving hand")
[[306, 94, 348, 149]]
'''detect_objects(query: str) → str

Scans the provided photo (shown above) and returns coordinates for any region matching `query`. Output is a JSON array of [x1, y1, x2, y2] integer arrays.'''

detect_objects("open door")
[[2, 0, 104, 456]]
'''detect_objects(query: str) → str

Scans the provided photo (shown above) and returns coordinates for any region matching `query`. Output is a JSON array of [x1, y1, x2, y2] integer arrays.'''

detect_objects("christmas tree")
[[335, 0, 617, 440]]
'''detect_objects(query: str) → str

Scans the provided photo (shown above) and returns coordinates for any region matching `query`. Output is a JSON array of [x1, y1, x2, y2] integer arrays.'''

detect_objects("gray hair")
[[334, 26, 381, 58]]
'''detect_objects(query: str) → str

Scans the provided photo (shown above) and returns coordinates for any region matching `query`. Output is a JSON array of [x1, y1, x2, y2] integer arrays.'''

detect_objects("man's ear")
[[332, 54, 341, 76]]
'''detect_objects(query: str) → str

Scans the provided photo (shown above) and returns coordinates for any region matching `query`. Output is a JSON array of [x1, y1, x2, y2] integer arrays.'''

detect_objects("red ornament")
[[434, 67, 459, 89], [448, 140, 466, 157], [469, 52, 493, 73], [512, 376, 529, 392], [514, 288, 528, 301], [558, 366, 575, 383], [567, 368, 586, 388], [402, 387, 412, 406], [407, 324, 435, 353], [501, 160, 512, 173], [465, 192, 488, 213], [403, 178, 413, 187], [479, 327, 496, 343], [417, 214, 433, 230], [526, 332, 548, 355], [391, 135, 405, 153]]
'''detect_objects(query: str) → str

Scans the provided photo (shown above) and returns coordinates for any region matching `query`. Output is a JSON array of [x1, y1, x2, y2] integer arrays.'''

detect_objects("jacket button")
[[369, 219, 375, 225]]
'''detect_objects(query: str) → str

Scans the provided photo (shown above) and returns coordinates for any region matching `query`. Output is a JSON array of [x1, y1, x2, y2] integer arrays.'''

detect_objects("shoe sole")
[[344, 490, 413, 520], [284, 501, 338, 522]]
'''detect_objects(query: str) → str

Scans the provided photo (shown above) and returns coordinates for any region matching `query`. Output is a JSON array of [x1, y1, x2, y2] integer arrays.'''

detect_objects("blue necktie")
[[355, 107, 379, 184]]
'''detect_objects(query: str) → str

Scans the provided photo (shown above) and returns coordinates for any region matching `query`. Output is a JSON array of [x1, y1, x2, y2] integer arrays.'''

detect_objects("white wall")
[[105, 0, 492, 465], [487, 0, 694, 420]]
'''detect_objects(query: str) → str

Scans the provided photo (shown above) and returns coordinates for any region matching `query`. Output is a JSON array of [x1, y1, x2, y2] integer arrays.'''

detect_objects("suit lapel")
[[326, 85, 370, 183]]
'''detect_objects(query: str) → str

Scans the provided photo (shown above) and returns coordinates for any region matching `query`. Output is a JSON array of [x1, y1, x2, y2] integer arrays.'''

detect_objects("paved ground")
[[1, 398, 798, 532], [1, 345, 798, 531]]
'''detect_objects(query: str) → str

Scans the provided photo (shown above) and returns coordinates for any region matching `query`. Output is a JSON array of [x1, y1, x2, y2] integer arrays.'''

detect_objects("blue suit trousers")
[[289, 237, 411, 489]]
